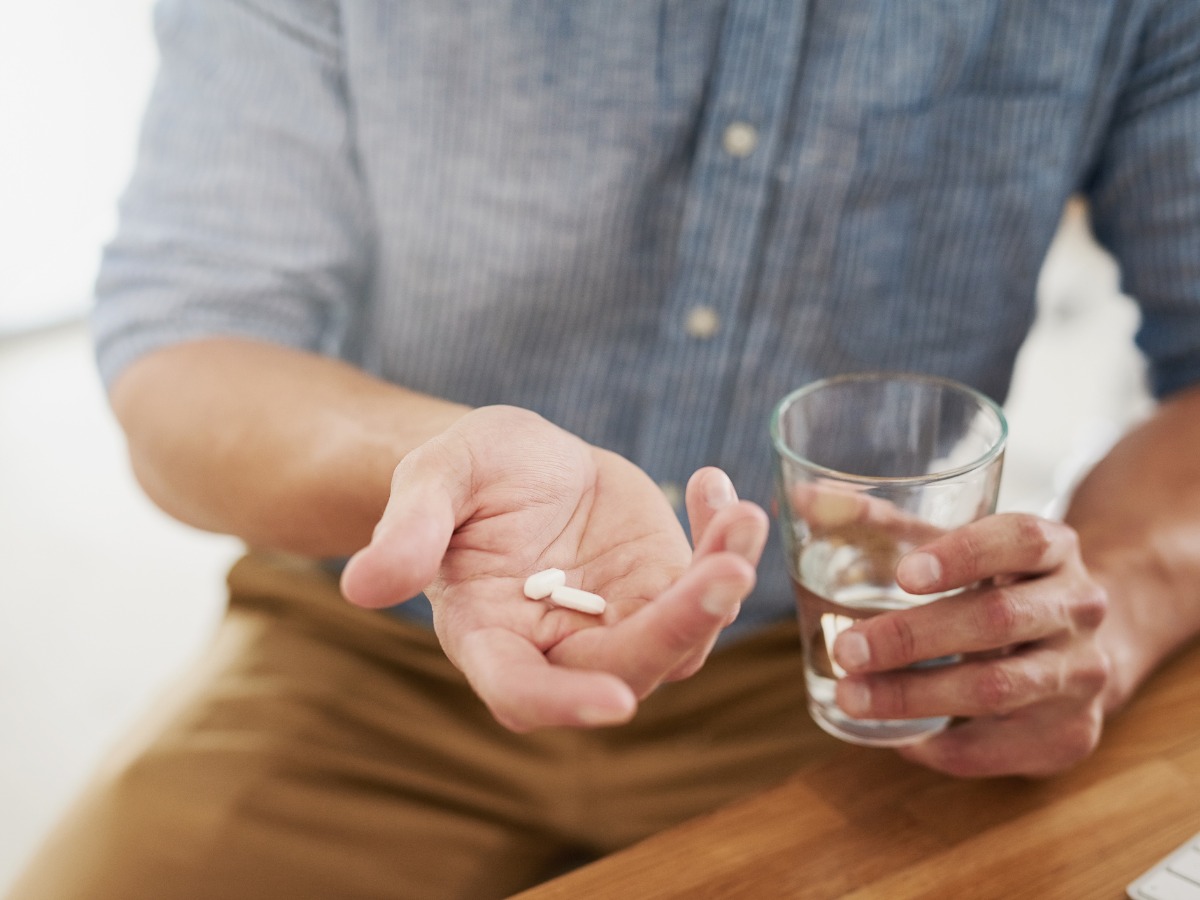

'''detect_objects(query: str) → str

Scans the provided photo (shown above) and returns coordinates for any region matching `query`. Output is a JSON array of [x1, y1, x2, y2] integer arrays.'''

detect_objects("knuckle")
[[1060, 521, 1082, 550], [1072, 647, 1112, 698], [975, 588, 1025, 639], [1013, 514, 1056, 565], [876, 613, 920, 667], [972, 663, 1022, 712], [955, 530, 987, 579], [1071, 580, 1109, 631]]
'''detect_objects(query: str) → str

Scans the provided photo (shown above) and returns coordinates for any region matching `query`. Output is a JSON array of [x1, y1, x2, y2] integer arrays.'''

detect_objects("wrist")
[[1087, 542, 1197, 714]]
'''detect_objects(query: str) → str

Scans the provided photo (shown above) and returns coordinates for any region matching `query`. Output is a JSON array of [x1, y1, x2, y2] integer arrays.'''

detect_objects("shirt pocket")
[[830, 92, 1081, 363], [857, 92, 1077, 188]]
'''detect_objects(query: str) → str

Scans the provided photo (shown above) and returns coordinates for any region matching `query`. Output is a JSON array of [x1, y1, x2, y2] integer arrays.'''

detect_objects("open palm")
[[341, 406, 769, 731]]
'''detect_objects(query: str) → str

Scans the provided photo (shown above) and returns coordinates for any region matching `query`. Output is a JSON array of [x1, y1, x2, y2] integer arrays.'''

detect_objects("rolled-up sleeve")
[[1085, 2, 1200, 400], [93, 0, 371, 389]]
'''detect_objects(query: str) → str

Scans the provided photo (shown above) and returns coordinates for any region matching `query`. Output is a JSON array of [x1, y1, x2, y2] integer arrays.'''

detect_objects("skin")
[[111, 337, 1200, 776], [111, 338, 768, 731], [341, 404, 769, 729], [829, 383, 1200, 777]]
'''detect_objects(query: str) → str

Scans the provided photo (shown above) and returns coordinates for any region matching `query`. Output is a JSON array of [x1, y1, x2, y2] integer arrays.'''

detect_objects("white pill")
[[548, 585, 607, 616], [523, 568, 567, 600]]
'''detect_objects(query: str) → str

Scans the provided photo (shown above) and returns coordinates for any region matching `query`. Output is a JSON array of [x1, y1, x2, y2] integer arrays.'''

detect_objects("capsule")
[[548, 585, 606, 616], [523, 568, 566, 600]]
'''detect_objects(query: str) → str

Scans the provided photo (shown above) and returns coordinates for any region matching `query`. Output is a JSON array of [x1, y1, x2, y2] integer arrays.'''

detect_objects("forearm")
[[1064, 383, 1200, 711], [109, 337, 470, 558]]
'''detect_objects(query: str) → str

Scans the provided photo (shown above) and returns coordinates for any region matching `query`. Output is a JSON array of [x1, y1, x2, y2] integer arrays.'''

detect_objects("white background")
[[1, 2, 242, 890]]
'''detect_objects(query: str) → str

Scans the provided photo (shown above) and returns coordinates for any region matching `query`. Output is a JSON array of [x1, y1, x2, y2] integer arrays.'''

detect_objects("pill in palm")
[[523, 568, 566, 600], [548, 585, 607, 616]]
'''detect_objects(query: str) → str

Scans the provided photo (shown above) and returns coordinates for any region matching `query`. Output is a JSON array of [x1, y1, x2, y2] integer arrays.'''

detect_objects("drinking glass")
[[770, 372, 1007, 747]]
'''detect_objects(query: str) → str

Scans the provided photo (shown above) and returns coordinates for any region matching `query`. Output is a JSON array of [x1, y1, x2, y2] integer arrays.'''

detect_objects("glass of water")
[[770, 372, 1007, 747]]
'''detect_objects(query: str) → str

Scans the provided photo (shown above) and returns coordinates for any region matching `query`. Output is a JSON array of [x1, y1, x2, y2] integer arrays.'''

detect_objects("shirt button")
[[684, 305, 721, 340], [659, 481, 684, 510], [722, 121, 759, 158]]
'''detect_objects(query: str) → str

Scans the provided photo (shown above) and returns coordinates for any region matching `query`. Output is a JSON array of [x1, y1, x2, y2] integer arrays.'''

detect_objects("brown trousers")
[[8, 552, 832, 900]]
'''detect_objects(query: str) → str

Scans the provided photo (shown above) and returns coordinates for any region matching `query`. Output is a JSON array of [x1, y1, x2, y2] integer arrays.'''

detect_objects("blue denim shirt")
[[94, 1, 1200, 639]]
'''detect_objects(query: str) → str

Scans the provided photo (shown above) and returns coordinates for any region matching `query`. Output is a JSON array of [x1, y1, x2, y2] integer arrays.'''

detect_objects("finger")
[[895, 702, 1105, 778], [832, 577, 1084, 674], [685, 467, 737, 546], [787, 483, 874, 528], [455, 628, 637, 732], [835, 640, 1109, 721], [692, 497, 770, 566], [660, 630, 723, 683], [895, 513, 1080, 595], [787, 483, 943, 544], [666, 501, 768, 681], [548, 551, 756, 696], [340, 439, 471, 608]]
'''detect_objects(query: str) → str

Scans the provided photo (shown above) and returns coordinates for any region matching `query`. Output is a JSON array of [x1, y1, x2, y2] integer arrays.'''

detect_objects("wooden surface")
[[513, 640, 1200, 899]]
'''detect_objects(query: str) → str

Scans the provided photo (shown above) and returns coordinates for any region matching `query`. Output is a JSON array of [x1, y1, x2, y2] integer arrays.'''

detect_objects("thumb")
[[340, 440, 470, 608]]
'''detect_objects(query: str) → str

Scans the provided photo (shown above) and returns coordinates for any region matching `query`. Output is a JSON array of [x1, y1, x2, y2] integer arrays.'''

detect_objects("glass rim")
[[769, 371, 1008, 486]]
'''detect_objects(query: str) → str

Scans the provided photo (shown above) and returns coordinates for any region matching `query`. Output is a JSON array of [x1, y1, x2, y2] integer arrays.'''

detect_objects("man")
[[10, 2, 1200, 898]]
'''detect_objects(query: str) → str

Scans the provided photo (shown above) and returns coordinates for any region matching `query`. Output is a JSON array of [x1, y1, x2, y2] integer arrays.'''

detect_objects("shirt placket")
[[637, 0, 810, 507]]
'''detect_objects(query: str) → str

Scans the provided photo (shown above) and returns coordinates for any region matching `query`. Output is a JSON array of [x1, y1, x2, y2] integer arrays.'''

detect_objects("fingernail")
[[839, 679, 871, 716], [725, 520, 760, 558], [705, 472, 737, 510], [701, 582, 741, 617], [577, 705, 633, 727], [898, 552, 941, 590], [836, 631, 871, 671]]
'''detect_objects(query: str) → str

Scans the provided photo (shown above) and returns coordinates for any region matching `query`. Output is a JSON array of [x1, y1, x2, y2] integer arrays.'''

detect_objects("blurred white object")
[[0, 4, 244, 893], [0, 2, 159, 334], [1000, 200, 1153, 517]]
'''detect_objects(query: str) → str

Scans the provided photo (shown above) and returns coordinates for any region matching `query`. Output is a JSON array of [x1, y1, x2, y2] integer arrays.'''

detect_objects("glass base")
[[809, 698, 949, 748]]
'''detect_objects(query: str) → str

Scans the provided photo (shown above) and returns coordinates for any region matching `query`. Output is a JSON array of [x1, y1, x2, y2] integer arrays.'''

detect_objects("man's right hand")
[[340, 405, 769, 732]]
